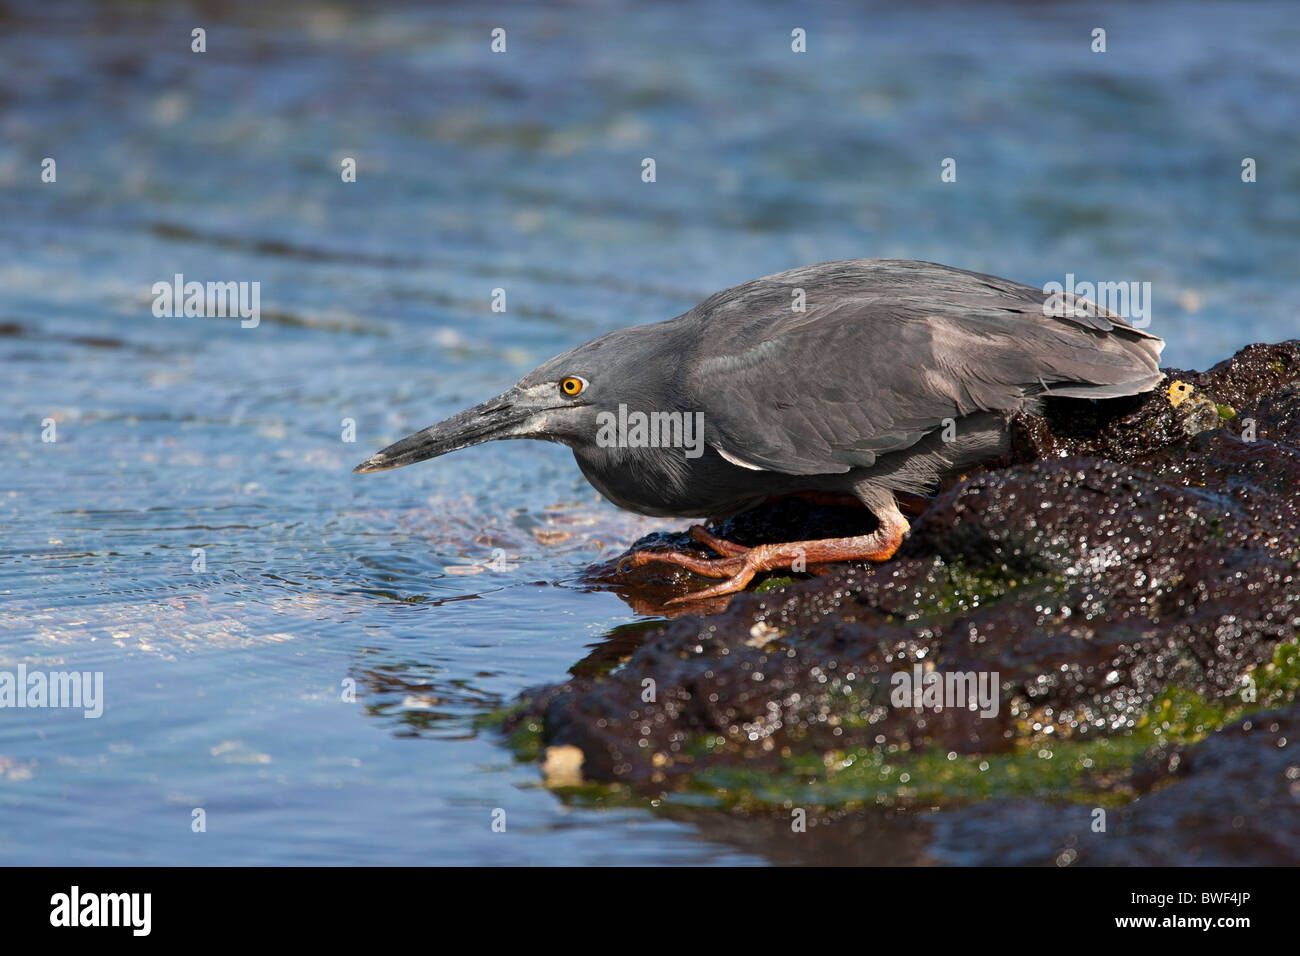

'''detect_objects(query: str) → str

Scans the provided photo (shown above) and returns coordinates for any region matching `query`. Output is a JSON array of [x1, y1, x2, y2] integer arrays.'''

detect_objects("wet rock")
[[1007, 339, 1300, 464], [501, 340, 1300, 864], [929, 700, 1300, 866]]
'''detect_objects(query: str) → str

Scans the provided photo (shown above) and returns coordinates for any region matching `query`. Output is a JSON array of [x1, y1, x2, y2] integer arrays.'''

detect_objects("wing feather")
[[683, 260, 1163, 477]]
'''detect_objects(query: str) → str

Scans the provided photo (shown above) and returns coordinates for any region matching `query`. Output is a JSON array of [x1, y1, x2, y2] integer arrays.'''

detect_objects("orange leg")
[[619, 509, 909, 604]]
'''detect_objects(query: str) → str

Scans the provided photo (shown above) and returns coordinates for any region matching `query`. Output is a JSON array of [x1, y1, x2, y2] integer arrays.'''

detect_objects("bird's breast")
[[572, 444, 775, 519]]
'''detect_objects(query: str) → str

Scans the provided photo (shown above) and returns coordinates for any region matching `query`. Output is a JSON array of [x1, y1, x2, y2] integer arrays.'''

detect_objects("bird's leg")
[[663, 507, 910, 604]]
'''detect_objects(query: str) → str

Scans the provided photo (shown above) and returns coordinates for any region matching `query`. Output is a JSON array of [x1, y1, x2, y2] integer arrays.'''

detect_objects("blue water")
[[1, 0, 1297, 865]]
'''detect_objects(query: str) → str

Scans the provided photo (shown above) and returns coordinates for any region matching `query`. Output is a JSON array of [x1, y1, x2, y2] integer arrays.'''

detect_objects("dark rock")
[[502, 340, 1300, 864], [929, 701, 1300, 866]]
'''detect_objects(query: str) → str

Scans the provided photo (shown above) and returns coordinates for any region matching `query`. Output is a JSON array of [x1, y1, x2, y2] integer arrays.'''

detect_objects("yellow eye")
[[560, 376, 585, 397]]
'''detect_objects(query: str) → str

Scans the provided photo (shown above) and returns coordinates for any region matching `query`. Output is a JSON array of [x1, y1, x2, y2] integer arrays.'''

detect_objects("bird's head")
[[352, 326, 666, 474]]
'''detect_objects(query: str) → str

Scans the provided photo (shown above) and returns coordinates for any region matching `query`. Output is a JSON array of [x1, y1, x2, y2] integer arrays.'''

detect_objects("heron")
[[354, 259, 1163, 603]]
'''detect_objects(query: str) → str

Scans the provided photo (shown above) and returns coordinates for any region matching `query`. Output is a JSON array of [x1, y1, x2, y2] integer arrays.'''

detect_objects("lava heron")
[[354, 259, 1163, 602]]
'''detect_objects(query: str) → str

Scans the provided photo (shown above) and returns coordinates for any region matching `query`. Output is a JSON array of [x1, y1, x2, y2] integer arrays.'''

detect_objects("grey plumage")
[[356, 257, 1163, 540]]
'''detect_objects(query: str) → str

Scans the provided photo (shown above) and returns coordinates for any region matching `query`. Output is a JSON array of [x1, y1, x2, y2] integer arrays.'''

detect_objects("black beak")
[[352, 389, 533, 474]]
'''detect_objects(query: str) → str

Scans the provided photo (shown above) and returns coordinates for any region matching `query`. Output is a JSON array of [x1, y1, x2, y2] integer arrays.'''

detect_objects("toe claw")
[[688, 525, 750, 557]]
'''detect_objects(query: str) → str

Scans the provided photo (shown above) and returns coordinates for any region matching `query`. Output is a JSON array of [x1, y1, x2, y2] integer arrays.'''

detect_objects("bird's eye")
[[560, 376, 585, 397]]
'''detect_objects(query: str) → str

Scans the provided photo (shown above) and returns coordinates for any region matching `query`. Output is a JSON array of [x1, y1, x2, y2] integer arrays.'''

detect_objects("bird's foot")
[[617, 525, 748, 577], [622, 517, 910, 604]]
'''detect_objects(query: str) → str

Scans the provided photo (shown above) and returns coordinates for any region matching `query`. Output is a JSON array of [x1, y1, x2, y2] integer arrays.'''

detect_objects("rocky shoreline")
[[498, 340, 1300, 864]]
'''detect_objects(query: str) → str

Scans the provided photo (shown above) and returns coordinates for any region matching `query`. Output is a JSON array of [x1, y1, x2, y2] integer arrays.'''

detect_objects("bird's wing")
[[683, 260, 1163, 476]]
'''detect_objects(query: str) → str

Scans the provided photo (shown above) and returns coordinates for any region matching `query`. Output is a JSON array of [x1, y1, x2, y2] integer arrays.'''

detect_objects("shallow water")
[[1, 0, 1297, 864]]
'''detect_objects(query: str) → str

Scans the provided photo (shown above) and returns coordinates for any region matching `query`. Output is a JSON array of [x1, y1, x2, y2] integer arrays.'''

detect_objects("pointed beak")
[[352, 388, 536, 474]]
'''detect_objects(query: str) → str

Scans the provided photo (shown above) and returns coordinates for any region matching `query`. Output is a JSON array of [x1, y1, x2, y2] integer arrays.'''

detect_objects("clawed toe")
[[688, 525, 750, 557], [619, 547, 745, 580], [665, 569, 757, 604], [628, 541, 792, 604], [617, 525, 750, 581], [666, 547, 776, 604]]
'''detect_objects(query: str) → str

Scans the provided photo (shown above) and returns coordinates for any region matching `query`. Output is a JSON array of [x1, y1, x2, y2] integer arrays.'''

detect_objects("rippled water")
[[1, 0, 1297, 864]]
